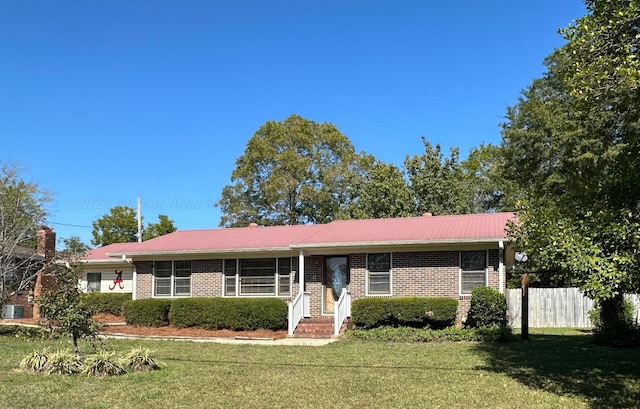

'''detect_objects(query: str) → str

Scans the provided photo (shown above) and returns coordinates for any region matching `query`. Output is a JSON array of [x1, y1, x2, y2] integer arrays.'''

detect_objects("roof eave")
[[108, 247, 293, 257], [290, 238, 509, 249]]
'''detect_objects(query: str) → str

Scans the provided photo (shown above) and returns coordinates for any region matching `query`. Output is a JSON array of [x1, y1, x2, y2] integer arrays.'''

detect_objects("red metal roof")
[[98, 212, 515, 258], [86, 243, 142, 260], [293, 212, 515, 247]]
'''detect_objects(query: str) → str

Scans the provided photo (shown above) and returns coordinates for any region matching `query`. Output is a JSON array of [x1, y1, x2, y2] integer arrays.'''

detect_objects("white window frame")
[[86, 272, 102, 293], [153, 261, 191, 297], [222, 258, 291, 297], [366, 253, 392, 296], [459, 250, 488, 296]]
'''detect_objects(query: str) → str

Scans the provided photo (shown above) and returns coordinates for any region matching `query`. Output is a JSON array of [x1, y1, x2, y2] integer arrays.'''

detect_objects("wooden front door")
[[323, 256, 349, 314]]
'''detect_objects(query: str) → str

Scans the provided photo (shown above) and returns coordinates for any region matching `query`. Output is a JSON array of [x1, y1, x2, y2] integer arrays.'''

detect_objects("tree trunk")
[[600, 293, 626, 329]]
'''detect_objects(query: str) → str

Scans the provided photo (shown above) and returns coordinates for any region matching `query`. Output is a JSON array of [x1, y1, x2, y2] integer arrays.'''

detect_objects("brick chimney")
[[37, 227, 56, 259]]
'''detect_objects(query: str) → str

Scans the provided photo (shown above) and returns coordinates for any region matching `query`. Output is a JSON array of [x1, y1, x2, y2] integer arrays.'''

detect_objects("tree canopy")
[[0, 163, 51, 306], [216, 114, 372, 227], [404, 138, 474, 215], [91, 206, 177, 246], [501, 0, 640, 306]]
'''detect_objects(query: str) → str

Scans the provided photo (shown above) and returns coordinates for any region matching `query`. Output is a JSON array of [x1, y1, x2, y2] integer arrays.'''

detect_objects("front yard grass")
[[0, 328, 638, 409]]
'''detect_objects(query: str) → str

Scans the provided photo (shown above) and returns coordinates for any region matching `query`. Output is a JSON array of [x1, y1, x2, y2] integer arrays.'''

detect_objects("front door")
[[323, 256, 349, 314]]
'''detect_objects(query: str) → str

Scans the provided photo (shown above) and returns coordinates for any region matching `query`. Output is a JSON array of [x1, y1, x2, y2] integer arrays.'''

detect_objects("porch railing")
[[334, 288, 351, 336], [288, 290, 310, 336]]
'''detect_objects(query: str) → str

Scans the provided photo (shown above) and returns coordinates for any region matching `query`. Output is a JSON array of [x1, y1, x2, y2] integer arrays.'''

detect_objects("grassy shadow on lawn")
[[473, 330, 640, 409]]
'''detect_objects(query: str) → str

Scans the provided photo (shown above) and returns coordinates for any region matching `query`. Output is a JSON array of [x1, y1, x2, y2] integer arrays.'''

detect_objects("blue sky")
[[1, 1, 586, 247]]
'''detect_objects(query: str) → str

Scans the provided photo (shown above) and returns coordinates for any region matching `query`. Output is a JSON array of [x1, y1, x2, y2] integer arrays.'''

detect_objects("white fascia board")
[[289, 238, 508, 250], [107, 247, 293, 258]]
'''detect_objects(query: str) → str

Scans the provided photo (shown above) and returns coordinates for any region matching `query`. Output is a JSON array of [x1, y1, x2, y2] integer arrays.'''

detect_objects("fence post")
[[521, 273, 529, 340]]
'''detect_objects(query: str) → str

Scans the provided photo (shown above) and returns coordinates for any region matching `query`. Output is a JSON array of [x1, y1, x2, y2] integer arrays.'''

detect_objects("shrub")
[[351, 297, 458, 329], [45, 349, 82, 375], [465, 287, 507, 328], [169, 298, 287, 330], [19, 348, 51, 373], [81, 293, 132, 315], [590, 297, 640, 347], [123, 299, 172, 327], [124, 347, 162, 372], [81, 350, 127, 377], [345, 325, 515, 343], [350, 298, 390, 329], [0, 325, 51, 340]]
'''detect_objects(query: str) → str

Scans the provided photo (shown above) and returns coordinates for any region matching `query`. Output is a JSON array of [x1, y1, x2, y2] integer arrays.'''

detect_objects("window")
[[461, 251, 486, 294], [154, 261, 191, 297], [367, 253, 391, 295], [224, 259, 237, 296], [86, 272, 101, 293], [224, 258, 291, 296]]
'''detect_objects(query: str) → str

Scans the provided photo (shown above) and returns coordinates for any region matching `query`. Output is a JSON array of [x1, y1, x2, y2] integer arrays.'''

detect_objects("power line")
[[49, 221, 92, 228]]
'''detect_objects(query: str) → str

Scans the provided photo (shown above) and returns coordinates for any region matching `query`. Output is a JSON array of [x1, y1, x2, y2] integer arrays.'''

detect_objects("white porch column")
[[132, 263, 137, 300], [298, 250, 305, 293], [498, 240, 504, 294]]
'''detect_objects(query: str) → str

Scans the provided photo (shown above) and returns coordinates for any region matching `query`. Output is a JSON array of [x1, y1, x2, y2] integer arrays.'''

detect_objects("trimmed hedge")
[[346, 325, 515, 343], [169, 298, 287, 331], [122, 299, 172, 327], [351, 297, 458, 329], [464, 287, 507, 328], [81, 293, 132, 315]]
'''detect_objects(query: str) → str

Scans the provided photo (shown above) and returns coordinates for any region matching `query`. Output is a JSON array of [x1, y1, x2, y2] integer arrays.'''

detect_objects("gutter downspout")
[[498, 240, 504, 294]]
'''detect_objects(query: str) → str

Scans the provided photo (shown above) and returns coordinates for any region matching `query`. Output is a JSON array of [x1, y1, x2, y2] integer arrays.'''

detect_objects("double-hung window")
[[224, 258, 291, 296], [154, 261, 191, 297], [86, 272, 101, 293], [367, 253, 391, 295], [460, 251, 487, 294]]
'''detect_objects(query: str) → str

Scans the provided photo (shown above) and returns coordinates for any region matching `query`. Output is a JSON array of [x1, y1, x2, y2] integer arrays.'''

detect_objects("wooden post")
[[521, 272, 529, 340]]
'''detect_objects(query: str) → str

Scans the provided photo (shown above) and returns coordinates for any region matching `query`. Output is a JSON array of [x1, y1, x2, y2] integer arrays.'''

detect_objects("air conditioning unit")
[[2, 305, 25, 319]]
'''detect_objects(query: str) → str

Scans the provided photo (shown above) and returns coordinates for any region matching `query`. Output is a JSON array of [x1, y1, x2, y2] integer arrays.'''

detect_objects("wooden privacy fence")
[[506, 287, 640, 328]]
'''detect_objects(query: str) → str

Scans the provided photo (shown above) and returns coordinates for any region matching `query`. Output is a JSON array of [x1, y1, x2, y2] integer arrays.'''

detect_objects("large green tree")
[[217, 114, 372, 226], [501, 0, 640, 331], [0, 163, 51, 307], [91, 206, 176, 246], [143, 214, 177, 241], [404, 137, 475, 215], [348, 158, 415, 219]]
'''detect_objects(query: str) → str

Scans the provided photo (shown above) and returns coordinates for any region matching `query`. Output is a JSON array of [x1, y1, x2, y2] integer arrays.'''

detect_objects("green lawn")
[[0, 328, 638, 409]]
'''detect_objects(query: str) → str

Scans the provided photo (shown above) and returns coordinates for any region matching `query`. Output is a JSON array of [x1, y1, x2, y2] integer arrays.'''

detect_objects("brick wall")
[[134, 261, 153, 299], [192, 259, 222, 297]]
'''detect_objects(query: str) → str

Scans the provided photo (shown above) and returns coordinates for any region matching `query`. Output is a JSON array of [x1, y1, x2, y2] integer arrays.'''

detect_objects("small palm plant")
[[123, 346, 162, 372], [46, 349, 82, 375], [19, 347, 51, 373], [81, 350, 127, 377]]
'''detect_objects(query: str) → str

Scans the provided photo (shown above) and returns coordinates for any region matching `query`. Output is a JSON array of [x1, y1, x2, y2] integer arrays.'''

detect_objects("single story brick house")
[[82, 212, 516, 335]]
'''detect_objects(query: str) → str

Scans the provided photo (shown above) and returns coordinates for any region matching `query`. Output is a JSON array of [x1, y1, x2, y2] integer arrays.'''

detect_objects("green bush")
[[81, 350, 127, 377], [45, 349, 82, 375], [465, 287, 507, 328], [19, 347, 51, 373], [122, 299, 172, 327], [350, 298, 391, 329], [81, 293, 132, 315], [345, 325, 515, 343], [351, 297, 458, 329], [169, 298, 287, 331], [590, 297, 640, 347], [124, 347, 162, 372]]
